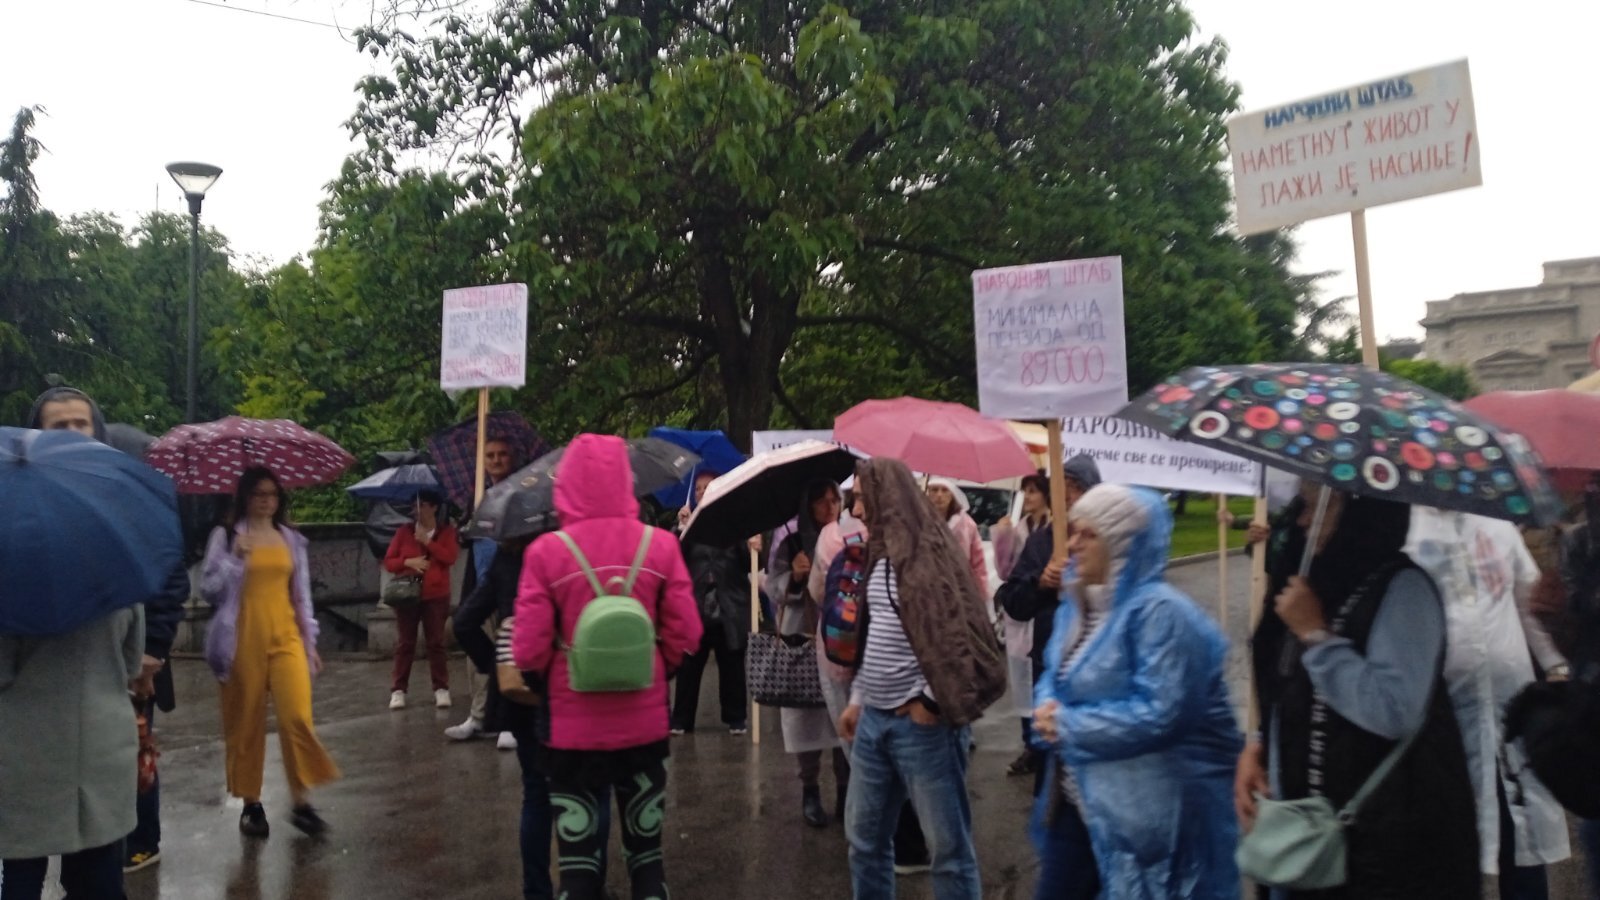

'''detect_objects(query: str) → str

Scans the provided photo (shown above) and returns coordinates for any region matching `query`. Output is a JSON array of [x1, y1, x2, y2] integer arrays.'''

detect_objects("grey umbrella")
[[468, 437, 700, 541], [105, 422, 158, 459]]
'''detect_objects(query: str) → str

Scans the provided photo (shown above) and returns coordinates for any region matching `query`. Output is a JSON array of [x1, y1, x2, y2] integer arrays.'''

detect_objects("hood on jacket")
[[1071, 484, 1171, 601], [927, 477, 972, 513], [553, 433, 639, 525], [26, 386, 107, 442], [1062, 454, 1102, 492]]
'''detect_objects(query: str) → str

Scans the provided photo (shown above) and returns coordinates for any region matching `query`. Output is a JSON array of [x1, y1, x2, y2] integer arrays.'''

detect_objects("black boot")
[[802, 784, 829, 827]]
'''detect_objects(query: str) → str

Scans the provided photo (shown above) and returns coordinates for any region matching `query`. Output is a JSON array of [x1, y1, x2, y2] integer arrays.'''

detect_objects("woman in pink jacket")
[[927, 477, 989, 594], [512, 434, 701, 900]]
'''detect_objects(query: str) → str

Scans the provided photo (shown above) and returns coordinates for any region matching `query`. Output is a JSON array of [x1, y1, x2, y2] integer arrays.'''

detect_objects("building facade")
[[1420, 256, 1600, 392]]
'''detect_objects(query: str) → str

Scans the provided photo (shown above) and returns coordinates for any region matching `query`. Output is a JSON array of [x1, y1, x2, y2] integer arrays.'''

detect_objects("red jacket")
[[513, 434, 701, 751], [384, 522, 460, 601]]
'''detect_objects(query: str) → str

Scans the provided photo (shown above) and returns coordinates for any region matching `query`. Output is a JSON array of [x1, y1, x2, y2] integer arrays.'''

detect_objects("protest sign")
[[1060, 416, 1259, 496], [439, 283, 529, 390], [1228, 59, 1481, 235], [750, 429, 839, 457], [972, 256, 1128, 419]]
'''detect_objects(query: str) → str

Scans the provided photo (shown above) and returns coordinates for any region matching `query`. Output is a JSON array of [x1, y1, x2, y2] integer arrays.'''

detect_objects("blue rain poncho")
[[1032, 487, 1242, 899]]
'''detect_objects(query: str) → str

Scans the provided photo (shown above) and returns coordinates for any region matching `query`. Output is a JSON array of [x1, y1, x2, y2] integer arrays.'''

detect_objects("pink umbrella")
[[1464, 390, 1600, 491], [834, 397, 1036, 484], [147, 417, 355, 494]]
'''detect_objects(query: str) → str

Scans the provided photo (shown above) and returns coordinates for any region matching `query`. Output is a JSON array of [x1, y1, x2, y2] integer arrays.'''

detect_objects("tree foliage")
[[0, 107, 246, 428], [338, 0, 1318, 447]]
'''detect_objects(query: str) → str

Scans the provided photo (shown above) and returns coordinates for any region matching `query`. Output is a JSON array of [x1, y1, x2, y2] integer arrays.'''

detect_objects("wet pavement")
[[28, 553, 1590, 898]]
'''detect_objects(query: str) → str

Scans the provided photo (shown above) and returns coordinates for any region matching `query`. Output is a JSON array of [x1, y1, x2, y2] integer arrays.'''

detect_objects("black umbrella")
[[1116, 363, 1562, 527], [105, 422, 157, 459], [468, 437, 700, 541], [681, 440, 859, 547]]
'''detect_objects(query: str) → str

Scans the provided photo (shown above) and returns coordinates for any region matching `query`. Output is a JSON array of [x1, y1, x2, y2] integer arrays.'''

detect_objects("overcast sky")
[[4, 1, 1596, 343]]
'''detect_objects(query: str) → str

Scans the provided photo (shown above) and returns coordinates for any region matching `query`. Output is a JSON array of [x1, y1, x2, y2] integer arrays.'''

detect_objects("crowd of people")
[[2, 382, 1598, 900]]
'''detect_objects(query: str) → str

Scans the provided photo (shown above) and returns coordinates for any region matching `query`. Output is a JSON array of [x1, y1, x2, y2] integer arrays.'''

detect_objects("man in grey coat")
[[25, 387, 188, 875]]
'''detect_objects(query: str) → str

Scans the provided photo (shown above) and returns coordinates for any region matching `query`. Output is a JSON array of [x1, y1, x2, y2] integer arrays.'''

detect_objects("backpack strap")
[[552, 528, 654, 598], [621, 528, 654, 595], [554, 531, 608, 599]]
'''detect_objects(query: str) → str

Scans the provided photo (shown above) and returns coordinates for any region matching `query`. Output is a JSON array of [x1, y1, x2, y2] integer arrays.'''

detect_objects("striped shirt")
[[1057, 585, 1112, 807], [850, 562, 929, 710]]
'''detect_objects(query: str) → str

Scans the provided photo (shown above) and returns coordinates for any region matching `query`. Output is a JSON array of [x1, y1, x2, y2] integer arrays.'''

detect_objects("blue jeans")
[[1, 841, 125, 900], [846, 706, 979, 900], [1580, 818, 1600, 900], [1030, 791, 1099, 900], [514, 737, 610, 900]]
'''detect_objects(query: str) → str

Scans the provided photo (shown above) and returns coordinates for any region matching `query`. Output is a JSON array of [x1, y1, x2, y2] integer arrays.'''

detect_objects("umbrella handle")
[[1297, 485, 1332, 579]]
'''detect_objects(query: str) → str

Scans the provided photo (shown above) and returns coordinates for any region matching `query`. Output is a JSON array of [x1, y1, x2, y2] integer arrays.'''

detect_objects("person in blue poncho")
[[1030, 484, 1241, 900]]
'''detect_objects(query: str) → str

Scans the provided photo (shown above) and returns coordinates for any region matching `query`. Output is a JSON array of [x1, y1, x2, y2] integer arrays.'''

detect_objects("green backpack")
[[554, 529, 658, 693]]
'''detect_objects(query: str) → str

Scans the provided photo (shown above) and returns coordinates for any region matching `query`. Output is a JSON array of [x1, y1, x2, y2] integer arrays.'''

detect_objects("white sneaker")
[[434, 689, 452, 709], [444, 718, 483, 741], [497, 732, 518, 751], [389, 691, 406, 710]]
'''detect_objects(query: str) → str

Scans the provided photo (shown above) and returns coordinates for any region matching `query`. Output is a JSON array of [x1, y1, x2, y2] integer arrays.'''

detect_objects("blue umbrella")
[[346, 463, 444, 504], [647, 427, 748, 509], [0, 428, 183, 636]]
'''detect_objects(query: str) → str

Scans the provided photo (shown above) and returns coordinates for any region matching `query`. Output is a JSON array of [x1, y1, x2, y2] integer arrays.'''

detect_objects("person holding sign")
[[996, 459, 1100, 782]]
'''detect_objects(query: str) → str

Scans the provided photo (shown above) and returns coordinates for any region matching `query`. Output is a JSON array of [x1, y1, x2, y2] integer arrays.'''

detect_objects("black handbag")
[[746, 632, 826, 708], [382, 575, 423, 609], [1506, 677, 1600, 818]]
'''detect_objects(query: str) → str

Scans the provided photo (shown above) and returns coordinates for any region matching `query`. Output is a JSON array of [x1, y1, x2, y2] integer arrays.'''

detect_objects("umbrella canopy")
[[146, 416, 355, 494], [0, 428, 183, 636], [105, 422, 157, 459], [1117, 363, 1562, 525], [681, 440, 859, 547], [427, 411, 548, 509], [834, 397, 1035, 484], [346, 463, 444, 504], [469, 437, 700, 541], [1463, 390, 1600, 491], [647, 427, 749, 509]]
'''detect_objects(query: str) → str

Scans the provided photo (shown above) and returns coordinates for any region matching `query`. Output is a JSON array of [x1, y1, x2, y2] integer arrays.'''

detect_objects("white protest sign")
[[1061, 416, 1259, 496], [1228, 59, 1481, 235], [439, 283, 529, 390], [750, 429, 838, 457], [972, 257, 1128, 420]]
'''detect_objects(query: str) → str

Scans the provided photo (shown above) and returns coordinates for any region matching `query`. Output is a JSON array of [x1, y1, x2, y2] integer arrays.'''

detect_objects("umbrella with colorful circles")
[[1116, 363, 1563, 525]]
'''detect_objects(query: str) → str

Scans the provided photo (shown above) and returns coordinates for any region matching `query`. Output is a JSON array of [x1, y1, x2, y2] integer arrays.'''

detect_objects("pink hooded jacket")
[[512, 434, 702, 751]]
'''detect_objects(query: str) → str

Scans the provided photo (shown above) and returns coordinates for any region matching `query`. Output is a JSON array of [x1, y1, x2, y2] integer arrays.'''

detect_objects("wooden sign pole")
[[1046, 420, 1069, 564], [749, 544, 761, 746], [1215, 493, 1229, 634], [473, 387, 490, 506], [1351, 210, 1380, 371]]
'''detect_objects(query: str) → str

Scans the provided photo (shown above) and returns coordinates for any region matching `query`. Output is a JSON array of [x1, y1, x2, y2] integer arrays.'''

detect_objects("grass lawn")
[[1166, 493, 1256, 559]]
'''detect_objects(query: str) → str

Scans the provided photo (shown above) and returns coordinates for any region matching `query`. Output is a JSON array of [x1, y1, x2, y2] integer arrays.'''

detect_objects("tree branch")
[[795, 313, 972, 380], [861, 237, 981, 271], [770, 375, 812, 428]]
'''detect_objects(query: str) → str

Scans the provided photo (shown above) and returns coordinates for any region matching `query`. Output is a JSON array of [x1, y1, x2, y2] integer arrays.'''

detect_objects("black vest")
[[1272, 563, 1480, 900]]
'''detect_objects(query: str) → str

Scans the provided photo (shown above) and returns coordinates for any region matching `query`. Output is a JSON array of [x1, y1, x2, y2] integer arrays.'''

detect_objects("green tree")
[[1385, 357, 1477, 401], [347, 0, 1314, 447]]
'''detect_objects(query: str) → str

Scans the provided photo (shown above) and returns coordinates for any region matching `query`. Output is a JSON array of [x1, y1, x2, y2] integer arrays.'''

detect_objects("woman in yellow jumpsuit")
[[201, 467, 339, 837]]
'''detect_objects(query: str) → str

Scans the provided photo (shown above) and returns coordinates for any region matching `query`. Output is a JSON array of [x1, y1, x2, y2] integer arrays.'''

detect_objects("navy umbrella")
[[647, 427, 748, 509], [0, 428, 183, 636], [346, 463, 444, 504]]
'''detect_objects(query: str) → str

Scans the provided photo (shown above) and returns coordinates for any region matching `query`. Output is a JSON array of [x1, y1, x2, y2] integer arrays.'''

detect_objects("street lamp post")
[[165, 162, 222, 423]]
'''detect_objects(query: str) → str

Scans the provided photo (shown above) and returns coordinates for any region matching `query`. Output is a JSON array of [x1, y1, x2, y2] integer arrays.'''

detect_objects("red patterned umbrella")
[[146, 417, 355, 494]]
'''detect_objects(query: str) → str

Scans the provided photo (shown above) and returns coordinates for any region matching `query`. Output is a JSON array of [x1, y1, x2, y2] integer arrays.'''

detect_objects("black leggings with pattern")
[[550, 760, 669, 900]]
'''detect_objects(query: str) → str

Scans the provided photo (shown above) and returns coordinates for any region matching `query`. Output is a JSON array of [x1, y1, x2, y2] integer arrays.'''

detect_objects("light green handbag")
[[1235, 723, 1419, 890]]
